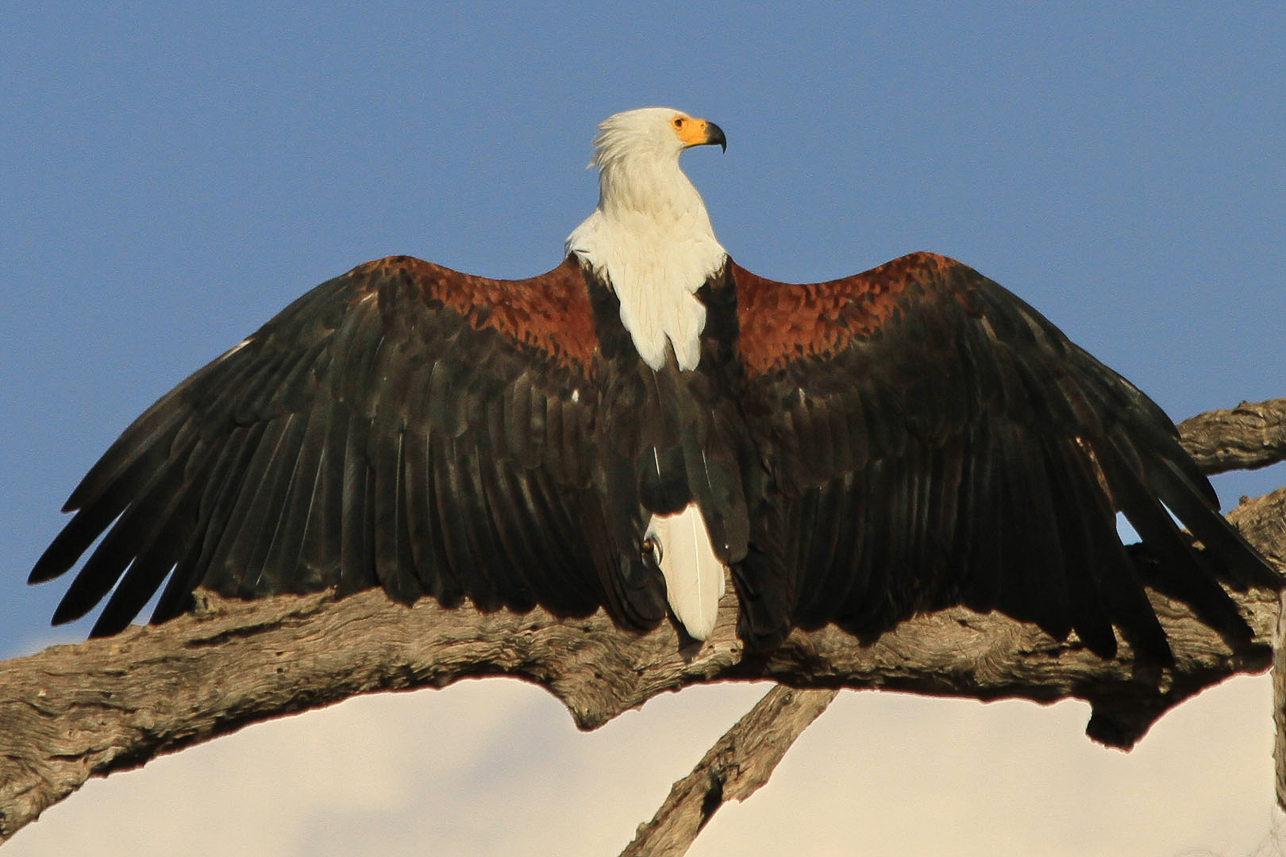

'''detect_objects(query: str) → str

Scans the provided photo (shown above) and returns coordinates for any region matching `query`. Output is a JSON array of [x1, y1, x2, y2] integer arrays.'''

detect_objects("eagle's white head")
[[588, 106, 727, 170], [566, 108, 728, 372]]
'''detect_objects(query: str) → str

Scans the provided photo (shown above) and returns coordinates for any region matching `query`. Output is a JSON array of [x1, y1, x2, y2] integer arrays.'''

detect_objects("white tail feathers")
[[646, 503, 726, 640]]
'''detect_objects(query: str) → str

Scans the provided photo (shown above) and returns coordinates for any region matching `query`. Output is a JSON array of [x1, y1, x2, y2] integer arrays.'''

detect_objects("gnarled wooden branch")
[[2, 399, 1285, 846], [620, 685, 839, 857], [1177, 397, 1286, 475], [2, 541, 1279, 843]]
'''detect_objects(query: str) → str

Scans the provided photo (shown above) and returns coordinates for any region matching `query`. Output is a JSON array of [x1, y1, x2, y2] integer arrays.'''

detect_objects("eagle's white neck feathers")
[[565, 108, 727, 372]]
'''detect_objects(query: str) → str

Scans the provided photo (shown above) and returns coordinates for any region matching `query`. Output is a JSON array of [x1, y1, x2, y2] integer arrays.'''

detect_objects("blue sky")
[[3, 4, 1284, 854]]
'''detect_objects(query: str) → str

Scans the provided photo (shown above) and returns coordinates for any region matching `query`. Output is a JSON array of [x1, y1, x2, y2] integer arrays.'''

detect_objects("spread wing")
[[31, 255, 669, 636], [731, 252, 1278, 660]]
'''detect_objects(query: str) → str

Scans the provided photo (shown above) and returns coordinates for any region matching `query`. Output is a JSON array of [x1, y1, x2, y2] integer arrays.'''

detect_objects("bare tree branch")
[[1177, 397, 1286, 475], [1275, 596, 1286, 813], [2, 545, 1277, 842], [1228, 484, 1286, 813], [619, 686, 839, 857], [2, 400, 1284, 844]]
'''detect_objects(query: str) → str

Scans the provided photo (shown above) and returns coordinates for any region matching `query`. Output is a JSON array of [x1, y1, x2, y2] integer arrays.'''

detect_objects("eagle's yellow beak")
[[671, 115, 726, 152]]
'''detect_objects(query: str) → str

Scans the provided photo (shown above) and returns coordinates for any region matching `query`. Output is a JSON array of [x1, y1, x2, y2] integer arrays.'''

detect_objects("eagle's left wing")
[[728, 253, 1277, 660]]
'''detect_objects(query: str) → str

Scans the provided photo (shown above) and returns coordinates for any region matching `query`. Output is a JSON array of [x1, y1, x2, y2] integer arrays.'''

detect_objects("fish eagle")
[[31, 107, 1279, 663]]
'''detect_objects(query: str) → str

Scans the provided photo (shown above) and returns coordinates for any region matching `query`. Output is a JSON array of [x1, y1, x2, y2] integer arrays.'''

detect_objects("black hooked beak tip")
[[706, 121, 727, 152]]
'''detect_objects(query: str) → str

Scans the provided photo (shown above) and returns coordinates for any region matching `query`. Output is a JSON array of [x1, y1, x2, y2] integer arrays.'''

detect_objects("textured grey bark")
[[1177, 398, 1286, 476], [2, 397, 1285, 848], [619, 685, 839, 857]]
